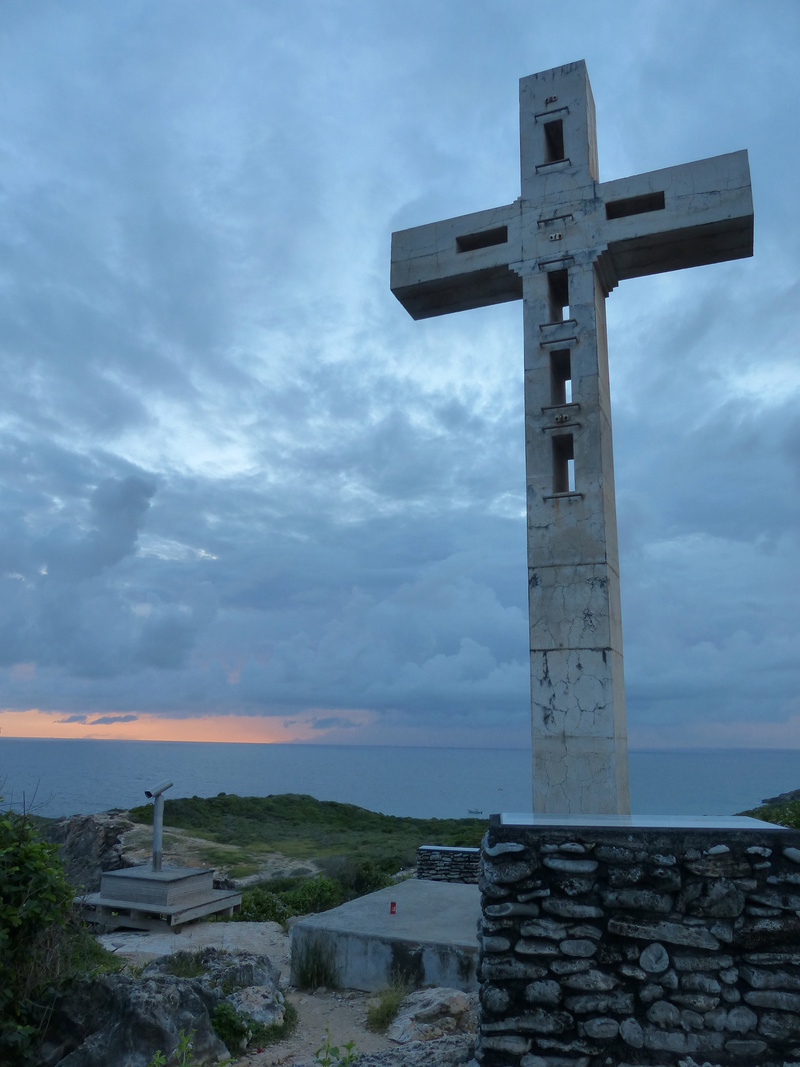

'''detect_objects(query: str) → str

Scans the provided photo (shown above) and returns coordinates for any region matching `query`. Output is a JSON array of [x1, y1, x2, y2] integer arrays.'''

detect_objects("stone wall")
[[417, 845, 481, 884], [477, 816, 800, 1066]]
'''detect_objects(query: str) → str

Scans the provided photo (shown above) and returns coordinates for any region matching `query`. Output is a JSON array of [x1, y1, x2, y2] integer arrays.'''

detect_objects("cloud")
[[0, 1, 797, 750], [88, 715, 139, 726], [310, 717, 361, 732]]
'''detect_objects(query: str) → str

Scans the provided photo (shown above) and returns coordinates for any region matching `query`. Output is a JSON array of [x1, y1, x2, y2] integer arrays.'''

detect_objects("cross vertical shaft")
[[518, 64, 628, 813]]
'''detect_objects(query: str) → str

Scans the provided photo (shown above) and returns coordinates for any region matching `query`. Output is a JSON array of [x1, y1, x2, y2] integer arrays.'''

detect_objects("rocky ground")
[[99, 922, 397, 1066], [99, 921, 476, 1066]]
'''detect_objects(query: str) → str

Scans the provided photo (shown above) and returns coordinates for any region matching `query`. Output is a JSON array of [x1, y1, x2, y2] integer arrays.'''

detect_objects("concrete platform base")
[[290, 879, 480, 993], [79, 864, 241, 931]]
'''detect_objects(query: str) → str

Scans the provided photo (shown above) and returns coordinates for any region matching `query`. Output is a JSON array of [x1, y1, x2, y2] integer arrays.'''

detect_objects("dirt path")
[[233, 988, 392, 1066], [120, 823, 320, 886]]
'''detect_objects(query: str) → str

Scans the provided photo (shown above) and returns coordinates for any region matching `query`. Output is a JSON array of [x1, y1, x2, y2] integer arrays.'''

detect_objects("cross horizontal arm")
[[598, 150, 753, 286], [391, 202, 521, 319]]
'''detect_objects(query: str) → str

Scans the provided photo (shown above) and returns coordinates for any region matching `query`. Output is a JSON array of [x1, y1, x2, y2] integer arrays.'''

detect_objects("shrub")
[[212, 1001, 250, 1054], [321, 857, 393, 898], [236, 875, 341, 926], [740, 798, 800, 829], [0, 807, 74, 1064]]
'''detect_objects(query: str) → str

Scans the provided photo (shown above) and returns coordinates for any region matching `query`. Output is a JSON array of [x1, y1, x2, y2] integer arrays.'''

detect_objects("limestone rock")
[[43, 812, 133, 891], [39, 948, 282, 1066], [227, 984, 284, 1028], [38, 973, 228, 1067], [144, 947, 279, 996], [388, 988, 477, 1044]]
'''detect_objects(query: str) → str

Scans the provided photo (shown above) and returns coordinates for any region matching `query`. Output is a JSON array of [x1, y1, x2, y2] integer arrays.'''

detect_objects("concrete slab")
[[290, 879, 481, 993], [499, 812, 783, 829]]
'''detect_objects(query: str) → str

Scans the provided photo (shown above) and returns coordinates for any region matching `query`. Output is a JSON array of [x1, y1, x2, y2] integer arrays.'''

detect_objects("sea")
[[1, 738, 798, 821]]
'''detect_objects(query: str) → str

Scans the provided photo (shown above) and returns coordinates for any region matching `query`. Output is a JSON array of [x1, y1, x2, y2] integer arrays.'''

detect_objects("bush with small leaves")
[[0, 807, 74, 1064], [212, 1001, 251, 1054], [236, 875, 341, 927]]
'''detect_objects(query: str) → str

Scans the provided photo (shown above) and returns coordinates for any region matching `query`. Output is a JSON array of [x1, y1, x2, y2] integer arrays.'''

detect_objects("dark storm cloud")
[[41, 475, 156, 582], [0, 1, 798, 748], [311, 717, 361, 731]]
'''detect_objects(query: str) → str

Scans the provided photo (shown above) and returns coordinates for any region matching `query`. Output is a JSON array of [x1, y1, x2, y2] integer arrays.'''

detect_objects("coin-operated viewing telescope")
[[144, 780, 173, 871]]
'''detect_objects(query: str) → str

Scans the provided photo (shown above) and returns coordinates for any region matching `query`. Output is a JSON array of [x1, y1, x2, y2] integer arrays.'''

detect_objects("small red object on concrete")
[[390, 901, 396, 914]]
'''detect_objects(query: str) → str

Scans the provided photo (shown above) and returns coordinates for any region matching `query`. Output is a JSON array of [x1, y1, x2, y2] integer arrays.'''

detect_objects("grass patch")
[[128, 793, 485, 873], [158, 950, 207, 980], [225, 863, 261, 879], [366, 977, 411, 1032]]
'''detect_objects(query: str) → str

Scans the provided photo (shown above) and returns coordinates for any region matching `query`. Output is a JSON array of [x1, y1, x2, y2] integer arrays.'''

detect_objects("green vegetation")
[[214, 999, 297, 1055], [147, 1029, 199, 1067], [128, 792, 485, 874], [235, 860, 393, 927], [237, 874, 341, 925], [0, 806, 121, 1065], [212, 1002, 249, 1054], [251, 1000, 297, 1047], [211, 1000, 298, 1055], [739, 797, 800, 828], [158, 951, 208, 980], [146, 998, 296, 1063], [314, 1028, 358, 1067], [366, 976, 411, 1032]]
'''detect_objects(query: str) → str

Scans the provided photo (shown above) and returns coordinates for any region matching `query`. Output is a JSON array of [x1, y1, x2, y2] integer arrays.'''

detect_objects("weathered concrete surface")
[[391, 59, 753, 817], [290, 879, 481, 993], [82, 863, 242, 931]]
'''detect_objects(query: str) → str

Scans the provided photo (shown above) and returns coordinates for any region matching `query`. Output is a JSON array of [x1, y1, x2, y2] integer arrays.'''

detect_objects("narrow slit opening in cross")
[[455, 226, 508, 253], [605, 190, 666, 220], [543, 120, 565, 164], [552, 434, 575, 494], [547, 268, 570, 322], [550, 350, 572, 405]]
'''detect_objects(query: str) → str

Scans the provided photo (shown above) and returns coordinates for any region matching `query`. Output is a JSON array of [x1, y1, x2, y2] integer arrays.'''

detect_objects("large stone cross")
[[390, 60, 753, 815]]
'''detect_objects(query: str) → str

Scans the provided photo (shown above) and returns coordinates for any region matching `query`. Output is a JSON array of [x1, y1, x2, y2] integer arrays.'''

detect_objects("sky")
[[0, 1, 798, 751]]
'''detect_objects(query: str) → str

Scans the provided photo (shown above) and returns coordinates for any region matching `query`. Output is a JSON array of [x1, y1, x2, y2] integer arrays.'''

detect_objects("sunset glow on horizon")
[[0, 709, 377, 745], [4, 707, 800, 751]]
